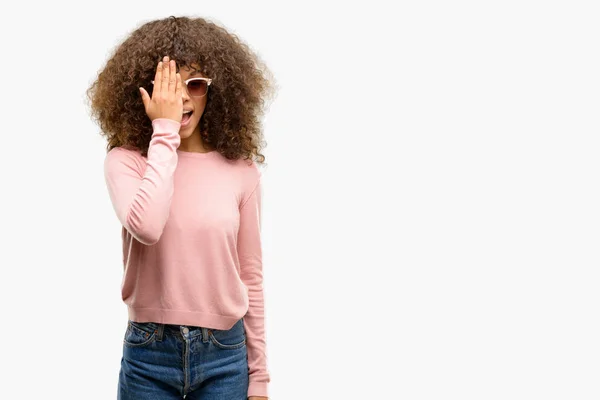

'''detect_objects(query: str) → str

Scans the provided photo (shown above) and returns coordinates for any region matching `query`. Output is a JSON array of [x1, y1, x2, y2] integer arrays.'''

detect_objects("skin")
[[141, 55, 214, 154], [175, 62, 215, 154]]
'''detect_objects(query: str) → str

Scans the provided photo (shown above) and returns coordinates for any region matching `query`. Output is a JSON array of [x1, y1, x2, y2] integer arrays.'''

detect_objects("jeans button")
[[182, 327, 189, 335]]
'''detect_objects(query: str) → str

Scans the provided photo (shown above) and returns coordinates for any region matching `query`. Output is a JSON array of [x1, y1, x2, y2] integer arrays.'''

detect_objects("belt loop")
[[155, 323, 164, 341], [202, 327, 209, 343]]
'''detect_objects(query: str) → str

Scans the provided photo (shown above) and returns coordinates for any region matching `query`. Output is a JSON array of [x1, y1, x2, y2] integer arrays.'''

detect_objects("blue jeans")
[[118, 318, 249, 399]]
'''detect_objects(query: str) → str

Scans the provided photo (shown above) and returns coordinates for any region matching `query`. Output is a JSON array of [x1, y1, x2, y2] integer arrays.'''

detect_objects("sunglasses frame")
[[150, 77, 212, 97]]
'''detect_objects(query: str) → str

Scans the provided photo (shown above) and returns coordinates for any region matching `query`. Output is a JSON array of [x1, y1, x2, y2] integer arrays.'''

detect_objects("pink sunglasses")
[[150, 77, 212, 97]]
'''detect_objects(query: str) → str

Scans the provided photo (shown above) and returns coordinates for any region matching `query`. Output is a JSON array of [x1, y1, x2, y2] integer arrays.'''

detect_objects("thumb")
[[139, 87, 149, 108]]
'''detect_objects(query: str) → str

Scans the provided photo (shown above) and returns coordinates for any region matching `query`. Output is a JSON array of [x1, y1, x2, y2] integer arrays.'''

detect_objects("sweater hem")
[[128, 307, 241, 330]]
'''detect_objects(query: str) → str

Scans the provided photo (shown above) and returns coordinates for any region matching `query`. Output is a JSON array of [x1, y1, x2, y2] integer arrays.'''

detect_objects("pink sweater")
[[103, 118, 270, 397]]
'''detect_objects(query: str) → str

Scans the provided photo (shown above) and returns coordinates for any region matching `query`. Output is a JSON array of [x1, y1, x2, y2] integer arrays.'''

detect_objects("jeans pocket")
[[123, 320, 158, 348], [208, 319, 246, 350]]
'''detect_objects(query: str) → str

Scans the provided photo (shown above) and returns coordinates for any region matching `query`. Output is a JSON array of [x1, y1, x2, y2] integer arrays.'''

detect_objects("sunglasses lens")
[[187, 80, 208, 96]]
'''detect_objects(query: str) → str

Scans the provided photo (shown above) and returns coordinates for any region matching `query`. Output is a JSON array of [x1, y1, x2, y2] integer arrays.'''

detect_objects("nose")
[[181, 80, 191, 101]]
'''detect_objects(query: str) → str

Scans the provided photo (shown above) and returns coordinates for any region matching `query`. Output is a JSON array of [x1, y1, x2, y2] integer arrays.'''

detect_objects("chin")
[[179, 130, 194, 139], [179, 124, 199, 139]]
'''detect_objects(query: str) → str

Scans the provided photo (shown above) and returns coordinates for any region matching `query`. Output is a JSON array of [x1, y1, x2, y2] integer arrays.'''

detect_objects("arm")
[[104, 118, 181, 245], [238, 172, 271, 398]]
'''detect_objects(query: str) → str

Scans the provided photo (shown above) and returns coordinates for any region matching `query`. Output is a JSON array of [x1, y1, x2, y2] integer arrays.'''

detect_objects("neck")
[[178, 129, 214, 153]]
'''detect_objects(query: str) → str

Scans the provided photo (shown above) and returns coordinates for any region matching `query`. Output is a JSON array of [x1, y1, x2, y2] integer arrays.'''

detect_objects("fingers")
[[154, 59, 164, 95], [149, 56, 181, 105], [175, 72, 182, 99], [139, 87, 149, 108], [168, 59, 177, 93], [161, 58, 170, 97]]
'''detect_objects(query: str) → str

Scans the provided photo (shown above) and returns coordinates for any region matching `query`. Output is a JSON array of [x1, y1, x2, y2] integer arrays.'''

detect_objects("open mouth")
[[182, 111, 193, 124]]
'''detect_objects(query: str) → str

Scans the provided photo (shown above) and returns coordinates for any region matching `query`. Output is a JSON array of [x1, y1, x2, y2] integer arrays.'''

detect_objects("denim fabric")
[[118, 318, 249, 399]]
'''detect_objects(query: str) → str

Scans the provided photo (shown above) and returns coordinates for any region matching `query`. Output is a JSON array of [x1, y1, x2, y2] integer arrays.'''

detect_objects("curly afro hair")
[[85, 15, 277, 163]]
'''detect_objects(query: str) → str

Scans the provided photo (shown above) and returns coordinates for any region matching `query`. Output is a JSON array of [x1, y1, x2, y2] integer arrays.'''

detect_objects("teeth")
[[183, 110, 192, 114]]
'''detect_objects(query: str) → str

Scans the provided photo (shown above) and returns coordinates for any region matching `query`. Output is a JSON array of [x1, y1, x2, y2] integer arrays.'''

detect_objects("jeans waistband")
[[129, 320, 211, 342]]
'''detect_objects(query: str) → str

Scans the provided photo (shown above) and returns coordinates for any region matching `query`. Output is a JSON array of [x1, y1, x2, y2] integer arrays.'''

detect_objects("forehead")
[[179, 64, 204, 77]]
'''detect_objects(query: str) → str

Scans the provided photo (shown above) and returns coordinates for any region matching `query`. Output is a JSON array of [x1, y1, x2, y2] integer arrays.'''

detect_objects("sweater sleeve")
[[104, 118, 181, 245], [238, 171, 271, 398]]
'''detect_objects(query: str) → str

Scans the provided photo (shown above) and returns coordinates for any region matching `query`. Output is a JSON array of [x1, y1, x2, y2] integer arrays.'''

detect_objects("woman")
[[86, 15, 276, 400]]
